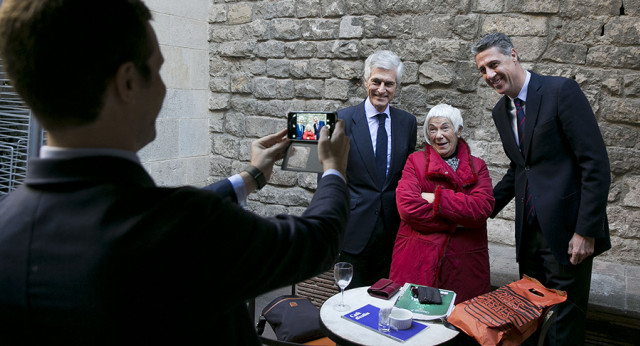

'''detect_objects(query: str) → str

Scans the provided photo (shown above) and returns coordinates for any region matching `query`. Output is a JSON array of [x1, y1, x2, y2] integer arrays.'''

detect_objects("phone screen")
[[287, 111, 336, 141]]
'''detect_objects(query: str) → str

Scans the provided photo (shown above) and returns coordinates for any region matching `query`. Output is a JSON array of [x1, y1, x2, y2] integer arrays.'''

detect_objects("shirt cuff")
[[321, 169, 345, 183], [228, 174, 247, 208]]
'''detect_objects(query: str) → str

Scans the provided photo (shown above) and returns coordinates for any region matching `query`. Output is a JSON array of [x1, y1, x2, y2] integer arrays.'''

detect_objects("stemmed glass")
[[333, 262, 353, 311]]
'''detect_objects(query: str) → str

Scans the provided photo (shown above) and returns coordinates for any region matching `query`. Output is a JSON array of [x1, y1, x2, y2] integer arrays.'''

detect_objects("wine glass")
[[333, 262, 353, 311]]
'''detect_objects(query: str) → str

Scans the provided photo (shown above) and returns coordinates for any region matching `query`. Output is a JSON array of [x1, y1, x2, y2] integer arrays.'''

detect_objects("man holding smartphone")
[[336, 50, 417, 287], [0, 0, 350, 344]]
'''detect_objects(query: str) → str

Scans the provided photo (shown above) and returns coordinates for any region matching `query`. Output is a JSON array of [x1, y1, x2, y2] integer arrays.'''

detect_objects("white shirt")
[[508, 71, 531, 147], [364, 97, 391, 175]]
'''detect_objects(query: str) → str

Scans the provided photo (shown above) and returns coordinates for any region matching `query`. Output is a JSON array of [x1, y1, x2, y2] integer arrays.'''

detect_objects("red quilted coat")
[[389, 139, 494, 304]]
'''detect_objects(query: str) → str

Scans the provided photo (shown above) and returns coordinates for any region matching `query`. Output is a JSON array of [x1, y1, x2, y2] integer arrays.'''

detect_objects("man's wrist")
[[243, 165, 266, 190]]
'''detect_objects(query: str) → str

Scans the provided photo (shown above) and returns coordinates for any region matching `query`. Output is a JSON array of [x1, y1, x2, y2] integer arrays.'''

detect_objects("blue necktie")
[[375, 114, 388, 188], [514, 98, 536, 224]]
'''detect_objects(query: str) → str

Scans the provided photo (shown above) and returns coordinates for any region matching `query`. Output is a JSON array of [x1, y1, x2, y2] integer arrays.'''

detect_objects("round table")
[[319, 286, 460, 345]]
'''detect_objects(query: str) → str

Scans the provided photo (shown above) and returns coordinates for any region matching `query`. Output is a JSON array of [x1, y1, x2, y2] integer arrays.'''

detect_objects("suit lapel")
[[524, 72, 543, 161], [494, 97, 525, 166], [350, 104, 379, 182]]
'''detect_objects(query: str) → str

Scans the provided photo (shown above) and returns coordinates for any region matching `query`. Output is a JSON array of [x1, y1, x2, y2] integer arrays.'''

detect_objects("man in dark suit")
[[337, 50, 417, 288], [472, 33, 611, 345], [0, 0, 350, 345]]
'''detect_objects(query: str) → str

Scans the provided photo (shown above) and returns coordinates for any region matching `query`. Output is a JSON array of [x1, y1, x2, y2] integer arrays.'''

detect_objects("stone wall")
[[206, 0, 640, 268], [139, 0, 212, 187]]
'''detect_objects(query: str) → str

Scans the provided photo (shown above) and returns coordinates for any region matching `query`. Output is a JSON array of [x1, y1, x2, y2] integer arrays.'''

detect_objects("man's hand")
[[241, 129, 289, 193], [568, 233, 595, 265], [318, 119, 349, 177]]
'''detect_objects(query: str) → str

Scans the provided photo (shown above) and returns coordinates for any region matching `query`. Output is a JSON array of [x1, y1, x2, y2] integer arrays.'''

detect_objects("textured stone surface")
[[142, 0, 640, 318]]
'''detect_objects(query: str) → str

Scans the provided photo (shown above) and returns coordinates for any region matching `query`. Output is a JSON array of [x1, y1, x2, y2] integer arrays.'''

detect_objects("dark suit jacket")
[[0, 155, 349, 345], [338, 101, 417, 254], [491, 72, 611, 265]]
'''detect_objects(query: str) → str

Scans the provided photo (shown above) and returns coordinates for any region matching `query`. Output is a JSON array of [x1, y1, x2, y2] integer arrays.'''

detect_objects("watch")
[[243, 165, 266, 190]]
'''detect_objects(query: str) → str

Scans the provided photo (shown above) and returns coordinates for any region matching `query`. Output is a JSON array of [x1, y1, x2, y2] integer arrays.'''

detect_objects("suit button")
[[374, 209, 379, 215], [525, 166, 530, 171]]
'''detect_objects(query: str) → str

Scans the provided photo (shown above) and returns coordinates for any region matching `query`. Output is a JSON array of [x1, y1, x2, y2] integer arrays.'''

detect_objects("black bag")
[[256, 295, 324, 343]]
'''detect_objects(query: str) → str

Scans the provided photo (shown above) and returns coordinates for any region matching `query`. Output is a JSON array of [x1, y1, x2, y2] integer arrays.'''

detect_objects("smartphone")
[[287, 111, 337, 141]]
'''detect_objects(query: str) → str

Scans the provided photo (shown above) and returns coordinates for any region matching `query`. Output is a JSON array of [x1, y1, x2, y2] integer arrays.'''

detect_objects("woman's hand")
[[421, 192, 435, 203]]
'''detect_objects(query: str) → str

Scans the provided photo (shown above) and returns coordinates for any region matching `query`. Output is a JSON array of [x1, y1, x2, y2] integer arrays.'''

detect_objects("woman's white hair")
[[423, 104, 464, 144]]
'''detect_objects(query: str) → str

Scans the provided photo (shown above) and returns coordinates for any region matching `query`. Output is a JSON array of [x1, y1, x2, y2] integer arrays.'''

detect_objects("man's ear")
[[113, 62, 137, 103]]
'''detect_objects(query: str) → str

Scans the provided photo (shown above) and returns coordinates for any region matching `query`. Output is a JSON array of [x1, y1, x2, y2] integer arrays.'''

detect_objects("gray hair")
[[471, 32, 514, 57], [363, 50, 404, 85], [424, 104, 464, 144]]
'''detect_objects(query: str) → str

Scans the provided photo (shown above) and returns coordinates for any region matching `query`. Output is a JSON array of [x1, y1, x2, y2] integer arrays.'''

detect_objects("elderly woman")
[[389, 104, 494, 304]]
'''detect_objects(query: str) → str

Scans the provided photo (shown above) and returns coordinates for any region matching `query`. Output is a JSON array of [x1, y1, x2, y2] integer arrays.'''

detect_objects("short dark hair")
[[471, 33, 514, 57], [0, 0, 153, 130]]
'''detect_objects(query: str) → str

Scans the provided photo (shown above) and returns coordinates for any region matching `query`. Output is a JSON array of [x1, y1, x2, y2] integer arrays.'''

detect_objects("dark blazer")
[[491, 72, 611, 265], [0, 155, 349, 345], [338, 101, 417, 254]]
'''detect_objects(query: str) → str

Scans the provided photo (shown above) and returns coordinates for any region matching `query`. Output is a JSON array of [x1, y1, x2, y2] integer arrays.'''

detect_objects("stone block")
[[324, 79, 351, 100], [208, 93, 230, 111], [559, 19, 606, 44], [208, 112, 225, 133], [587, 45, 640, 69], [412, 15, 454, 39], [266, 59, 290, 78], [284, 42, 318, 58], [209, 56, 232, 77], [294, 80, 324, 98], [487, 218, 516, 246], [474, 0, 504, 13], [295, 0, 321, 18], [212, 135, 240, 159], [209, 77, 230, 93], [390, 39, 432, 62], [376, 16, 413, 38], [622, 176, 640, 208], [322, 0, 346, 17], [339, 16, 364, 38], [357, 39, 392, 59], [307, 59, 333, 78], [481, 15, 548, 36], [246, 20, 270, 40], [604, 17, 640, 45], [146, 0, 209, 21], [142, 159, 185, 187], [138, 118, 179, 162], [209, 155, 233, 177], [562, 0, 619, 17], [418, 62, 454, 86], [245, 116, 288, 138], [253, 78, 295, 99], [270, 18, 301, 40], [590, 271, 627, 310], [317, 40, 359, 59], [600, 98, 640, 125], [253, 1, 295, 20], [208, 4, 227, 23], [253, 186, 313, 206], [300, 19, 339, 40], [230, 73, 253, 94], [217, 40, 256, 58], [184, 156, 213, 188], [607, 206, 640, 241], [179, 119, 210, 157], [238, 59, 267, 76], [209, 24, 245, 43], [331, 60, 363, 80], [453, 14, 480, 40], [600, 124, 639, 149], [169, 15, 208, 50], [228, 3, 253, 25], [542, 42, 588, 64], [222, 111, 246, 137], [506, 0, 559, 14], [428, 38, 465, 62], [290, 60, 310, 78], [624, 73, 640, 97]]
